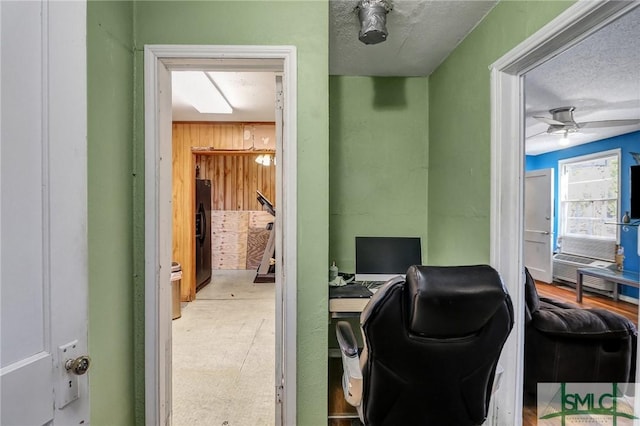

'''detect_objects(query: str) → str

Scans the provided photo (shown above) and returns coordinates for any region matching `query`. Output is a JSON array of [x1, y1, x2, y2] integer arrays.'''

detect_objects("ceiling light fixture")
[[255, 154, 274, 166], [171, 71, 232, 114], [356, 0, 392, 45]]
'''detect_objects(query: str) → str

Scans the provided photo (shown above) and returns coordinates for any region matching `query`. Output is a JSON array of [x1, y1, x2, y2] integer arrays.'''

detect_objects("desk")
[[576, 267, 640, 303], [329, 297, 369, 318], [329, 283, 375, 318]]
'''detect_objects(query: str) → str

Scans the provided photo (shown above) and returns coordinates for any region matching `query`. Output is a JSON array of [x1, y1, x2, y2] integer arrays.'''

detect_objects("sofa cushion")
[[538, 297, 579, 310], [532, 306, 637, 339]]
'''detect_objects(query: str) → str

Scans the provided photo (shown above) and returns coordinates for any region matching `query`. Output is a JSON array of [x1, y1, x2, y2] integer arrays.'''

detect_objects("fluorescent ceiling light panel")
[[172, 71, 232, 114]]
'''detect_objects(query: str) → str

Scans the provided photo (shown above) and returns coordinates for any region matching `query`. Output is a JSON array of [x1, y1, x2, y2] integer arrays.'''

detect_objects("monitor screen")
[[355, 236, 422, 281], [631, 165, 640, 219]]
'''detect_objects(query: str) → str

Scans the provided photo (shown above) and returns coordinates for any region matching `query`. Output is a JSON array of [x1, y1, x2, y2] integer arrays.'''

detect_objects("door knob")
[[65, 355, 91, 375]]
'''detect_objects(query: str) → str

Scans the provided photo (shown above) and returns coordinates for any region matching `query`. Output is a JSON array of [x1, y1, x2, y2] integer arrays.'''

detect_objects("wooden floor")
[[522, 281, 638, 425], [535, 281, 638, 326]]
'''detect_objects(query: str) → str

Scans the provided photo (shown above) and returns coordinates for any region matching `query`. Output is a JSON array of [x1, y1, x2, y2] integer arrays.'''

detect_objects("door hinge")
[[276, 90, 284, 111], [275, 384, 284, 404]]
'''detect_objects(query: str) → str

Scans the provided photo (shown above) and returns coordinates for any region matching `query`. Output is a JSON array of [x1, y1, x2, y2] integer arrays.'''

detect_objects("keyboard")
[[357, 281, 387, 291]]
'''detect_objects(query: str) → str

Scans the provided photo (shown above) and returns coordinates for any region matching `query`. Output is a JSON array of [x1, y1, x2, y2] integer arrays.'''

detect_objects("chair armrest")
[[336, 321, 358, 356], [335, 321, 363, 408]]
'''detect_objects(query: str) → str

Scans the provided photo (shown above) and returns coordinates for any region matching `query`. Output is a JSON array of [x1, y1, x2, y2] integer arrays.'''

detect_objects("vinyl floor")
[[172, 269, 275, 426]]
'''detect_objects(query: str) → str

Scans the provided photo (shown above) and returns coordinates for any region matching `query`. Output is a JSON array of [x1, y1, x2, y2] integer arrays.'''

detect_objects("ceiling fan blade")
[[579, 119, 640, 129], [533, 115, 565, 126], [526, 129, 549, 139]]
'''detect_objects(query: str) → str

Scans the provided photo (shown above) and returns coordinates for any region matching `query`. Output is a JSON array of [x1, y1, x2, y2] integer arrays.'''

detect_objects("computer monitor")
[[355, 236, 422, 282]]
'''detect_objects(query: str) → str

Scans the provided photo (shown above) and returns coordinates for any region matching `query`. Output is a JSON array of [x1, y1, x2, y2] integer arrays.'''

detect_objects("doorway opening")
[[490, 2, 640, 424], [144, 45, 297, 426], [172, 92, 280, 424]]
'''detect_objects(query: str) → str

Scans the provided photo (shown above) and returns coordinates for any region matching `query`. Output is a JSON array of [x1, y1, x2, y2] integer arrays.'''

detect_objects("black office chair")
[[336, 265, 514, 425]]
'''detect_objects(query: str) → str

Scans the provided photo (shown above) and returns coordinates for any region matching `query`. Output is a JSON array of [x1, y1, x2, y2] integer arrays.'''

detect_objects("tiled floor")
[[172, 269, 275, 426]]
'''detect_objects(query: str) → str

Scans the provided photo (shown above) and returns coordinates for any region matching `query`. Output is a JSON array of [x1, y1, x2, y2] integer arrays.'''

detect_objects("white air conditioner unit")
[[552, 253, 614, 291], [552, 236, 616, 292]]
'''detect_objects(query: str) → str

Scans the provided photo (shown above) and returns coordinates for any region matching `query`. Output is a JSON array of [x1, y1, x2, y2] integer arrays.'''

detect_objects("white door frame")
[[144, 45, 297, 426], [489, 1, 639, 423]]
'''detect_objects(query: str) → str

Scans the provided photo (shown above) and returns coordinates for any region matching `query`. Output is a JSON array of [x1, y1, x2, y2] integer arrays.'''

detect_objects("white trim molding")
[[143, 45, 297, 426], [489, 1, 640, 423]]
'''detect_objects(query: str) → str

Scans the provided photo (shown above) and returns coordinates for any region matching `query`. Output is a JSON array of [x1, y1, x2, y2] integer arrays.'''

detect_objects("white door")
[[0, 1, 89, 425], [524, 169, 555, 283]]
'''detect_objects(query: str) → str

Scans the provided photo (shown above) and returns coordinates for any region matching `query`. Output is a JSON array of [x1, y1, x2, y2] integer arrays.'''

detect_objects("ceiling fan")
[[532, 106, 640, 142]]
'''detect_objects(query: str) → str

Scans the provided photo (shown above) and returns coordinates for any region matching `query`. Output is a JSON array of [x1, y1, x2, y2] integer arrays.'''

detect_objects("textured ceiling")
[[172, 2, 640, 156], [173, 0, 499, 121], [524, 5, 640, 155], [329, 0, 498, 76]]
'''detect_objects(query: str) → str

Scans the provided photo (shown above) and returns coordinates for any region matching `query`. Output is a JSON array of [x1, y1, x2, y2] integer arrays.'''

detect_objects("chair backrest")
[[359, 264, 514, 425]]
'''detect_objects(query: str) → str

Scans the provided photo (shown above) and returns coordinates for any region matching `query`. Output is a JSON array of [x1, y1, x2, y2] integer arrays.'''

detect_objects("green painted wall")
[[132, 2, 329, 425], [329, 76, 429, 271], [87, 1, 136, 425], [427, 1, 573, 265], [85, 0, 577, 423]]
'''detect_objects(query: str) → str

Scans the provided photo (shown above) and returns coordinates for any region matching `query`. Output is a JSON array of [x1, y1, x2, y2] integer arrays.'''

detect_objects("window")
[[559, 150, 620, 240]]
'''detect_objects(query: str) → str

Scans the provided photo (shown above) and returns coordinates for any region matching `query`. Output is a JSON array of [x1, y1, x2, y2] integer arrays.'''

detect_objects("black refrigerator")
[[195, 179, 212, 290]]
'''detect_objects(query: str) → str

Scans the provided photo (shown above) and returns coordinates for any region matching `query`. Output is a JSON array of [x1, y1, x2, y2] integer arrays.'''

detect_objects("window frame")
[[558, 148, 621, 241]]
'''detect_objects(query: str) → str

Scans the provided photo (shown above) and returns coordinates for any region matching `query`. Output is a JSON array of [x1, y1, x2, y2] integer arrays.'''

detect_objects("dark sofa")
[[524, 268, 637, 395]]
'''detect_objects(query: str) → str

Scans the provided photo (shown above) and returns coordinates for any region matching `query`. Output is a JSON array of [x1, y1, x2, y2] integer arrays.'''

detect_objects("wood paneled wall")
[[196, 154, 276, 211], [172, 122, 275, 301]]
